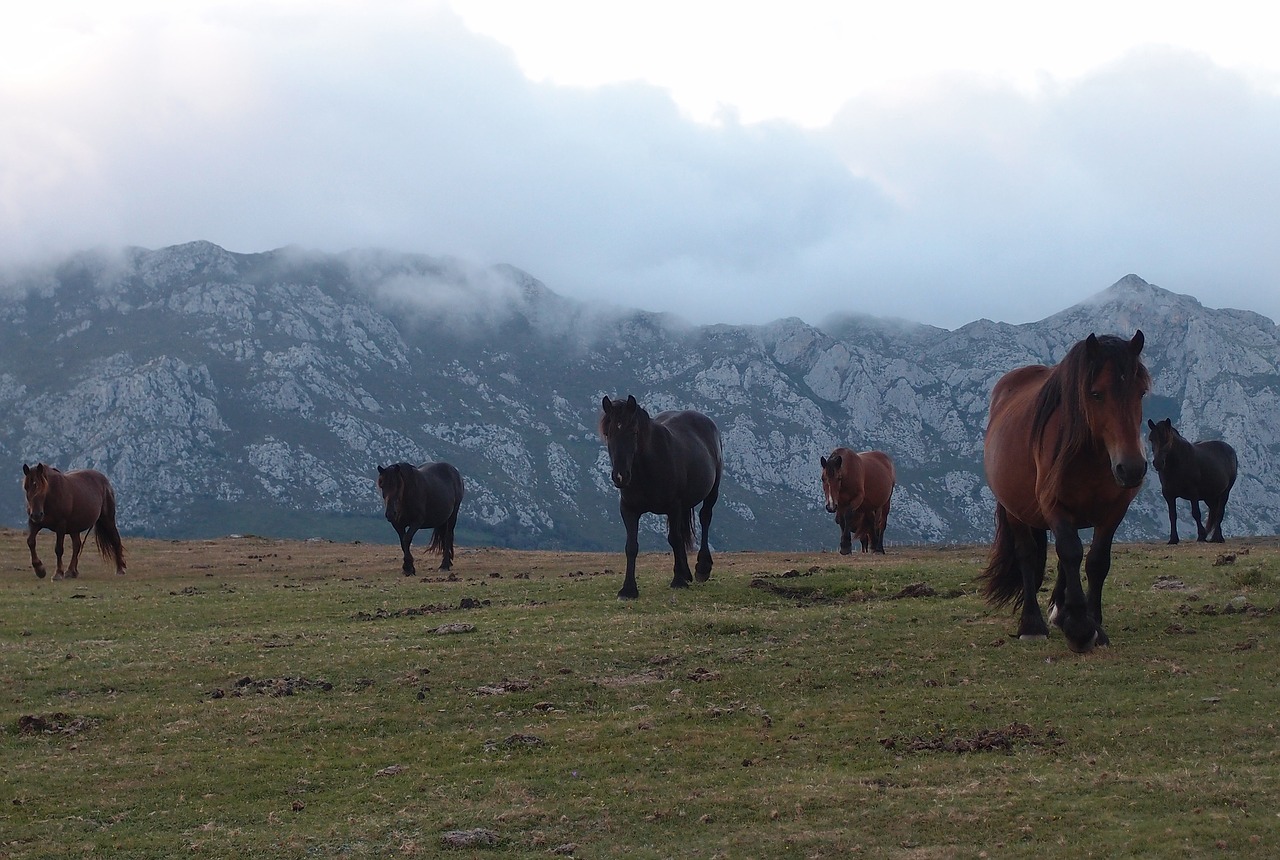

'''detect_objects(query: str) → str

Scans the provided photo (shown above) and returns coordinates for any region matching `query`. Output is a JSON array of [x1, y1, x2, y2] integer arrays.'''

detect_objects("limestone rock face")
[[3, 246, 1276, 549]]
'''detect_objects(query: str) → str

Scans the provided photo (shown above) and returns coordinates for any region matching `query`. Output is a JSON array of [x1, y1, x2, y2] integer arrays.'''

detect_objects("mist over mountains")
[[2, 241, 1277, 551]]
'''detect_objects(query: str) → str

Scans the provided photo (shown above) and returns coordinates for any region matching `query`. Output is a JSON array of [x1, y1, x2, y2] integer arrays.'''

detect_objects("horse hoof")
[[617, 592, 638, 601], [1067, 630, 1099, 654], [34, 569, 46, 579], [838, 545, 852, 556]]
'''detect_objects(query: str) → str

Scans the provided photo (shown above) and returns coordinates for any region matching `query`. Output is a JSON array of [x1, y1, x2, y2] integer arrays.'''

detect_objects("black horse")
[[1147, 419, 1238, 544], [376, 462, 464, 574], [599, 395, 723, 600]]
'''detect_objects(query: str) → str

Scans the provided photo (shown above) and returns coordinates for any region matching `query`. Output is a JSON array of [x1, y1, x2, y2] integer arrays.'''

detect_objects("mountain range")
[[2, 241, 1277, 551]]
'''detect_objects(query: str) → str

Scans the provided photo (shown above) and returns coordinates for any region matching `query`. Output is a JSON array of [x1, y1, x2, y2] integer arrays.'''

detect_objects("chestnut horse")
[[1147, 418, 1238, 544], [21, 463, 127, 579], [820, 448, 895, 554], [599, 395, 722, 599], [980, 331, 1150, 653], [376, 462, 464, 575]]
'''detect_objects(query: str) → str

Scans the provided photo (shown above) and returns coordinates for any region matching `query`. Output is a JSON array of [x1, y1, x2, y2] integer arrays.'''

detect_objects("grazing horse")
[[1147, 418, 1238, 544], [599, 395, 722, 599], [820, 448, 895, 554], [376, 462, 464, 575], [22, 463, 126, 579], [980, 331, 1150, 653]]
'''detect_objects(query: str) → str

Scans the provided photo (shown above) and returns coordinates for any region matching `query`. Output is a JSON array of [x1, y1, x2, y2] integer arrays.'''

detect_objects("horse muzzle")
[[611, 470, 630, 489], [824, 503, 837, 514], [28, 511, 43, 524], [1112, 458, 1147, 489]]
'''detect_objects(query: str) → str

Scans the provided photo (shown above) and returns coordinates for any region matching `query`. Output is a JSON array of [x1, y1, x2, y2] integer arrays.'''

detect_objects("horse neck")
[[634, 413, 673, 472]]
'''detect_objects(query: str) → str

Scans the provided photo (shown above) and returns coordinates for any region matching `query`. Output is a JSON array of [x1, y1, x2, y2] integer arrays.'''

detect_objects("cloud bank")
[[2, 4, 1278, 329]]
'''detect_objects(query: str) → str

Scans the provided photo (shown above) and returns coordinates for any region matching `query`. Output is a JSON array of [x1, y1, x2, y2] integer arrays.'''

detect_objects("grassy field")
[[1, 527, 1277, 859]]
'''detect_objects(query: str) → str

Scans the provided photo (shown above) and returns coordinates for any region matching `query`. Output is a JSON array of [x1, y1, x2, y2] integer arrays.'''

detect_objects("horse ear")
[[1085, 333, 1100, 358], [1160, 418, 1171, 428], [1130, 329, 1144, 355], [22, 463, 30, 475], [820, 456, 828, 469], [831, 454, 842, 469], [1147, 419, 1155, 430], [626, 394, 638, 410], [377, 465, 386, 474], [601, 396, 612, 412]]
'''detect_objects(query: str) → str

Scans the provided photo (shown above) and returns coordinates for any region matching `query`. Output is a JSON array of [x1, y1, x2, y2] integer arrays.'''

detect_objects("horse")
[[820, 448, 895, 554], [599, 395, 722, 600], [21, 463, 127, 579], [979, 331, 1150, 653], [1147, 418, 1238, 544], [376, 462, 464, 575]]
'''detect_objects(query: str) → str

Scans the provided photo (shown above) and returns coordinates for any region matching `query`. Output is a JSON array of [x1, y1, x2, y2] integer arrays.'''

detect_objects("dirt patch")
[[474, 678, 533, 695], [879, 722, 1061, 754], [209, 676, 334, 698], [352, 597, 489, 621], [17, 713, 99, 736], [890, 582, 937, 599]]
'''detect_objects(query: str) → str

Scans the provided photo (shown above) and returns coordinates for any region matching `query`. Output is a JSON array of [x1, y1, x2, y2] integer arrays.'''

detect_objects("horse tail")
[[94, 484, 127, 573], [978, 503, 1021, 608]]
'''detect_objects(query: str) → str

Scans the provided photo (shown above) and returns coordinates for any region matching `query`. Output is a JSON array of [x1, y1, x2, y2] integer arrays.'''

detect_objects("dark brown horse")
[[1147, 418, 1238, 544], [599, 395, 722, 599], [22, 463, 126, 579], [376, 462, 464, 575], [820, 448, 895, 554], [980, 331, 1150, 653]]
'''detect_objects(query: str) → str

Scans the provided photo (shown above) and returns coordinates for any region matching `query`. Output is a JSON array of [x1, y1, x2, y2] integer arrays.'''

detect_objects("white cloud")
[[1, 3, 1278, 329]]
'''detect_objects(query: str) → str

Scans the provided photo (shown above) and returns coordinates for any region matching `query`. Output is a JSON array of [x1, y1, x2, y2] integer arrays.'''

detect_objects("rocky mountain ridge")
[[2, 243, 1277, 550]]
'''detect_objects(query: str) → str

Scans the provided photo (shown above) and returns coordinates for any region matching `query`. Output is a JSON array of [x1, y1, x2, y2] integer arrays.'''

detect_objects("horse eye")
[[1090, 391, 1104, 401]]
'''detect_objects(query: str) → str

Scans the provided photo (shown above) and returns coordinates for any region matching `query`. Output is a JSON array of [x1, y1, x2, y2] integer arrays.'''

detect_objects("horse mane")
[[1031, 334, 1151, 496]]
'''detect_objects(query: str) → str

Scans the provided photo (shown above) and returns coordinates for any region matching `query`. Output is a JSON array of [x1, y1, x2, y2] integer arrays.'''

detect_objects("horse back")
[[51, 469, 114, 527], [857, 451, 895, 510], [1195, 440, 1239, 491], [413, 462, 464, 521], [649, 410, 722, 501]]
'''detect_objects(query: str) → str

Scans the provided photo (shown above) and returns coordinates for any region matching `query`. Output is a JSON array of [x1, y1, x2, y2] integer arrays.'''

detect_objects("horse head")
[[600, 395, 647, 489], [1147, 417, 1179, 473], [22, 463, 50, 524], [819, 453, 843, 513], [376, 464, 407, 523], [1080, 330, 1150, 488]]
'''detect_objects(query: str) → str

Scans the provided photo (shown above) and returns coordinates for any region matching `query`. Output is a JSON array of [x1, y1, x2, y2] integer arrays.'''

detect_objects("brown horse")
[[820, 448, 896, 554], [599, 395, 722, 599], [980, 331, 1150, 653], [22, 463, 127, 579]]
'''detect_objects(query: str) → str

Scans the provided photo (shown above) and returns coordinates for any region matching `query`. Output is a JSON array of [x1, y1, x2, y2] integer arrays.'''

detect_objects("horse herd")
[[19, 330, 1239, 653]]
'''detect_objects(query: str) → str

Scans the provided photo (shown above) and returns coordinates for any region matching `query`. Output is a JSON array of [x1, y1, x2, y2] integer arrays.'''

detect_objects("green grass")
[[1, 531, 1277, 858]]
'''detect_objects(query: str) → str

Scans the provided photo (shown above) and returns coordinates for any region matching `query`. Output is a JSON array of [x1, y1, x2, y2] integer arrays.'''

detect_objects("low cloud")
[[2, 8, 1277, 329]]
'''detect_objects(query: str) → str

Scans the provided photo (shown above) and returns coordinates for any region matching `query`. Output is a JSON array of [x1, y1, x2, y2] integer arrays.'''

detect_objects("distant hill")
[[2, 243, 1277, 549]]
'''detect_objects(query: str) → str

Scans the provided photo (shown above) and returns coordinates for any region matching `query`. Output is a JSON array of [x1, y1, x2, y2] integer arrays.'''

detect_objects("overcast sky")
[[3, 1, 1278, 329]]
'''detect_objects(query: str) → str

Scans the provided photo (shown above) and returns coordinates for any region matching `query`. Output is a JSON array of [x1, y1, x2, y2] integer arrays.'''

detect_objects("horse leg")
[[1082, 526, 1119, 647], [1191, 500, 1207, 542], [399, 526, 418, 576], [1208, 490, 1231, 542], [438, 508, 459, 571], [66, 529, 86, 579], [694, 490, 716, 583], [1047, 523, 1099, 653], [1011, 525, 1049, 640], [618, 505, 642, 600], [873, 510, 887, 554], [667, 512, 693, 589], [837, 508, 853, 555], [27, 525, 47, 579], [52, 532, 68, 580], [1164, 494, 1179, 544]]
